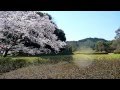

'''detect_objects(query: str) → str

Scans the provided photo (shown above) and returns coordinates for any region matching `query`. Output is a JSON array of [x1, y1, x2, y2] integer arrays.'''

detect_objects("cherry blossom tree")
[[0, 11, 66, 57]]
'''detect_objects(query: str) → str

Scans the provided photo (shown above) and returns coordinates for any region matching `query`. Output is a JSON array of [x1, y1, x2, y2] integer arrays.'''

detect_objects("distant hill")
[[78, 38, 107, 42], [66, 38, 109, 51]]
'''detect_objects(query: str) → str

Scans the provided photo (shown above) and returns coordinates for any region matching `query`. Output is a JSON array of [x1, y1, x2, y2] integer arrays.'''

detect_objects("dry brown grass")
[[0, 59, 120, 79]]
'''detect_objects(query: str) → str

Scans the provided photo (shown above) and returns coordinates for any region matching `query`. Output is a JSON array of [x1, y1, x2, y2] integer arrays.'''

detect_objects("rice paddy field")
[[0, 53, 120, 79]]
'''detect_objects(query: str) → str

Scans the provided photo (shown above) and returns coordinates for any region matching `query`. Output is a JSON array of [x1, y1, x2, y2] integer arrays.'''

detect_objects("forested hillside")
[[67, 38, 113, 53]]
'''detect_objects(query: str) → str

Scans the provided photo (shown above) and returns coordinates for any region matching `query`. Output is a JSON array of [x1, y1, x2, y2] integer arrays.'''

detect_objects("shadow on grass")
[[35, 55, 74, 65]]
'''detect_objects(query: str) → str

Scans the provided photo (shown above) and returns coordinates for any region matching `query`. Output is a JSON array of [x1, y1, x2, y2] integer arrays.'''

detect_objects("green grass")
[[73, 54, 120, 61], [12, 54, 120, 62], [12, 55, 73, 63]]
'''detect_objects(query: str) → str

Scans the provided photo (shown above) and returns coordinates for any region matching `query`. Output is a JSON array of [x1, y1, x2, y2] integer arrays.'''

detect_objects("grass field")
[[0, 54, 120, 79]]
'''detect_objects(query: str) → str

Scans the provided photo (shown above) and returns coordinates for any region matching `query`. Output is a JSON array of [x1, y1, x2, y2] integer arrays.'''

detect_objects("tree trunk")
[[3, 50, 9, 57]]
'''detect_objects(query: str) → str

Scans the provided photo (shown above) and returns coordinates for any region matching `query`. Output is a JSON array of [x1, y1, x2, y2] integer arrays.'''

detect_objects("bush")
[[39, 55, 73, 64], [0, 57, 30, 73], [114, 49, 120, 54], [0, 57, 13, 72], [0, 57, 12, 65], [12, 59, 30, 69]]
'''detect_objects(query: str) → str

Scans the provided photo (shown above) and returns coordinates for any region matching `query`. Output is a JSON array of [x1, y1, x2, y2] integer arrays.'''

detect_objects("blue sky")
[[41, 11, 120, 41]]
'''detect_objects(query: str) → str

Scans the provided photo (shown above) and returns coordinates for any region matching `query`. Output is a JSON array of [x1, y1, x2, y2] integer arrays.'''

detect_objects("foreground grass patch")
[[12, 55, 73, 63], [1, 59, 120, 79], [0, 54, 120, 79], [0, 55, 73, 74]]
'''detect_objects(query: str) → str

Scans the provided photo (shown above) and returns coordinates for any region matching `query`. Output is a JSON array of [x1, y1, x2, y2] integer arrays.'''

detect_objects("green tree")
[[112, 28, 120, 53], [104, 41, 113, 53], [95, 41, 106, 52], [54, 28, 66, 42]]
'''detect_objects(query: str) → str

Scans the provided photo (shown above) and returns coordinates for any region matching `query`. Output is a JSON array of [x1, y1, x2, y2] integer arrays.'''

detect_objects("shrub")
[[0, 57, 30, 73], [0, 57, 12, 65], [0, 57, 13, 73], [114, 49, 120, 54], [12, 59, 30, 69], [39, 55, 73, 64]]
